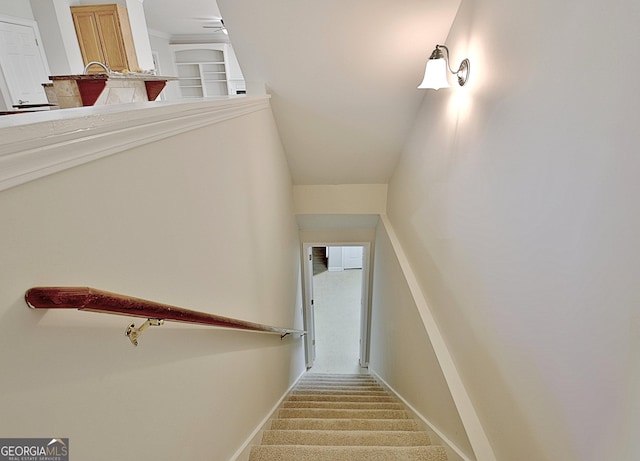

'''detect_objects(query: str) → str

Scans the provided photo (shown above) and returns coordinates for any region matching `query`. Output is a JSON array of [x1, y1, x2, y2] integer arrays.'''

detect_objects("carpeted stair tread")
[[286, 393, 398, 402], [248, 445, 447, 461], [298, 377, 379, 385], [290, 389, 389, 396], [298, 379, 379, 385], [300, 377, 377, 382], [283, 400, 404, 410], [261, 429, 432, 446], [295, 380, 379, 384], [278, 408, 408, 419], [298, 375, 377, 382], [300, 375, 377, 380], [269, 418, 420, 431], [303, 373, 373, 378], [294, 386, 384, 393], [300, 375, 377, 379]]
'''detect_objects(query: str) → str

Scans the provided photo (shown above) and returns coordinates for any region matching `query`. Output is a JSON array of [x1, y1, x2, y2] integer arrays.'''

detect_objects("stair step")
[[298, 378, 378, 385], [248, 445, 447, 461], [290, 389, 389, 396], [283, 400, 404, 410], [296, 384, 382, 391], [248, 374, 448, 461], [298, 383, 379, 389], [303, 373, 373, 379], [278, 408, 408, 419], [270, 418, 420, 431], [261, 429, 432, 446], [294, 387, 384, 393], [286, 394, 398, 403], [297, 381, 377, 385], [301, 375, 377, 381], [299, 376, 376, 382]]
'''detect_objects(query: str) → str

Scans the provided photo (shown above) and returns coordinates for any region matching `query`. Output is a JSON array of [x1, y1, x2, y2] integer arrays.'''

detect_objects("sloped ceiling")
[[143, 0, 227, 40], [144, 0, 462, 185], [216, 0, 461, 185]]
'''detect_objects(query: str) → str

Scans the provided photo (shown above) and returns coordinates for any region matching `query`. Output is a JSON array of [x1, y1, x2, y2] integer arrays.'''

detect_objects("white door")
[[0, 20, 50, 107], [303, 245, 316, 368]]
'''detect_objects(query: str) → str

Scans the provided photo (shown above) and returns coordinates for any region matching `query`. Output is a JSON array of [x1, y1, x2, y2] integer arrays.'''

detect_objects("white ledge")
[[0, 96, 271, 192]]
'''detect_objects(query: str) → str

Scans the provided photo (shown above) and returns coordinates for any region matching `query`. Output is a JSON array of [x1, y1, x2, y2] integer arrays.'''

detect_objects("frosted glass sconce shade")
[[418, 45, 470, 90], [418, 57, 450, 90]]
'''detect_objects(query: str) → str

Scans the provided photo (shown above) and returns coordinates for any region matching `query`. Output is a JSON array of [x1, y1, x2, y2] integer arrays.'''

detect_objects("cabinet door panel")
[[95, 10, 128, 71], [72, 11, 104, 66]]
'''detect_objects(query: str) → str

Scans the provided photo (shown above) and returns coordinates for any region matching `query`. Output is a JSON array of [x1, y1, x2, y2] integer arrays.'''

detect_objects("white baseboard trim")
[[228, 368, 306, 461], [369, 369, 474, 461]]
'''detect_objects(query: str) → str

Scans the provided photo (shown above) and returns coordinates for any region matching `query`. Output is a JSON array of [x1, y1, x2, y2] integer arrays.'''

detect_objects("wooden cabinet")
[[170, 44, 230, 97], [71, 4, 138, 73]]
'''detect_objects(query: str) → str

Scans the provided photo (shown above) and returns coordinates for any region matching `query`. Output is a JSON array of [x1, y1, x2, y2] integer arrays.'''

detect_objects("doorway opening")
[[302, 243, 371, 374]]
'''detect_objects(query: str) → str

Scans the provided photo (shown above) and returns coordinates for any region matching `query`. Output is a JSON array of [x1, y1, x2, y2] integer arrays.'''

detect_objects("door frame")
[[0, 15, 51, 109], [301, 242, 372, 369]]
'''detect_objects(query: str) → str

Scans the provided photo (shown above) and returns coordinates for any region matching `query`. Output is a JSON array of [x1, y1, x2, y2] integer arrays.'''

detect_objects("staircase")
[[248, 373, 448, 460], [312, 246, 328, 275]]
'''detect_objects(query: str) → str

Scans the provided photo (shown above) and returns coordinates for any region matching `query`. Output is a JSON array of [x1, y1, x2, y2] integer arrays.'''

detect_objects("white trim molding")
[[0, 96, 270, 192], [379, 215, 497, 461]]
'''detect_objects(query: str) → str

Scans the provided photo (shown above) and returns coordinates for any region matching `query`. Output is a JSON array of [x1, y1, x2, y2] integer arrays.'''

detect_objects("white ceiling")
[[142, 0, 226, 39], [143, 0, 461, 185]]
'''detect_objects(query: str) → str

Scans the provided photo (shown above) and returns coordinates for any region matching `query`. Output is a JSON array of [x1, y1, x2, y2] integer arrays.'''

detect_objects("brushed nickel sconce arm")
[[435, 44, 470, 86]]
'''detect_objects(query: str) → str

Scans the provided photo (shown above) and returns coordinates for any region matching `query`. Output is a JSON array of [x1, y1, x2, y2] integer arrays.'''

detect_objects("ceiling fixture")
[[202, 18, 228, 34], [418, 45, 470, 90]]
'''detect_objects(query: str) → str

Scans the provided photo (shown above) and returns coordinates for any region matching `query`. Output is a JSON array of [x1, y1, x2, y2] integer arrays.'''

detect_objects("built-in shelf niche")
[[171, 44, 230, 98]]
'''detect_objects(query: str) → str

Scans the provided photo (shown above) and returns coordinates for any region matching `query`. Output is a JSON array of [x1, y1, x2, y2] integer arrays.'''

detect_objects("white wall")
[[299, 228, 376, 245], [0, 1, 34, 19], [124, 0, 153, 70], [294, 184, 387, 215], [227, 43, 246, 92], [0, 105, 305, 460], [386, 0, 640, 460], [369, 223, 473, 459], [148, 30, 181, 99], [30, 0, 84, 75]]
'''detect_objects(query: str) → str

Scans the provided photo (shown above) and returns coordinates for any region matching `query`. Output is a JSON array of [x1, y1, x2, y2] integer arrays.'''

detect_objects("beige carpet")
[[310, 269, 363, 374], [248, 374, 448, 461]]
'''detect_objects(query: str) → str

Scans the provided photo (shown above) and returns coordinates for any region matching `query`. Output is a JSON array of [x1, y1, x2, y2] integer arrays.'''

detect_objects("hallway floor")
[[308, 268, 366, 375]]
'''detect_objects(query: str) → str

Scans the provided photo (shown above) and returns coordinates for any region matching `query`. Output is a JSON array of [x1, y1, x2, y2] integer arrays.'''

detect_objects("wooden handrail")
[[26, 287, 304, 344]]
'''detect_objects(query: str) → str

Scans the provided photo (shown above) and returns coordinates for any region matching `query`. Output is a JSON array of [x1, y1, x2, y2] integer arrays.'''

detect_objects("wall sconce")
[[418, 45, 470, 90]]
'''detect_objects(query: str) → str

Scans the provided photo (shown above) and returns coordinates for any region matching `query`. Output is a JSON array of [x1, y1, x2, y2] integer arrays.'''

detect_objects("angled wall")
[[0, 102, 305, 460], [386, 0, 640, 460], [369, 222, 474, 460]]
